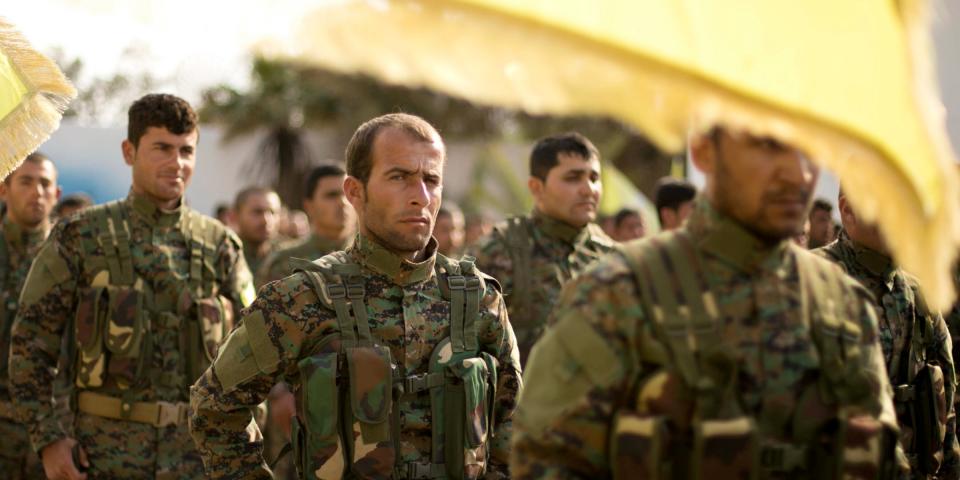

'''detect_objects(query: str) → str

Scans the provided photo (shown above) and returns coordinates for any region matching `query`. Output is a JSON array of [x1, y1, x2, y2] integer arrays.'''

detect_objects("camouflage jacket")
[[190, 233, 522, 479], [469, 211, 615, 365], [257, 233, 351, 286], [511, 201, 897, 479], [0, 218, 48, 404], [818, 230, 959, 477], [8, 192, 254, 452]]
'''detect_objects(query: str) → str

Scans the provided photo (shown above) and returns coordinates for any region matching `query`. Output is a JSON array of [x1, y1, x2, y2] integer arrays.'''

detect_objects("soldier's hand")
[[269, 388, 297, 438], [40, 437, 88, 480]]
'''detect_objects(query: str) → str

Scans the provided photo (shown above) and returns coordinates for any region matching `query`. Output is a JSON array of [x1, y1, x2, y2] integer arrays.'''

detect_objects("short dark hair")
[[613, 208, 641, 229], [529, 132, 599, 181], [6, 151, 53, 184], [234, 186, 277, 211], [127, 94, 198, 147], [305, 164, 346, 199], [654, 177, 697, 223], [345, 113, 442, 185], [811, 198, 833, 215], [53, 193, 93, 216], [437, 201, 464, 221]]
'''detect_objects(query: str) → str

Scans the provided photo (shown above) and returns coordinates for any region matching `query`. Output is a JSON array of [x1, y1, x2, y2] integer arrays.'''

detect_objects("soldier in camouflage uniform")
[[0, 153, 61, 479], [470, 132, 615, 366], [257, 164, 355, 480], [512, 128, 901, 479], [258, 164, 355, 286], [190, 113, 521, 479], [817, 191, 959, 479], [234, 186, 283, 282], [9, 94, 255, 480]]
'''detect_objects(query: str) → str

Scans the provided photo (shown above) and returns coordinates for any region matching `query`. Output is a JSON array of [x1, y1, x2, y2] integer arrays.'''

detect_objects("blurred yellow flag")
[[270, 0, 960, 309], [0, 17, 76, 179]]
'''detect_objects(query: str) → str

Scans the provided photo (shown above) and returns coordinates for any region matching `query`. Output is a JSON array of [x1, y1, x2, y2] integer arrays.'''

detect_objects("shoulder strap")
[[295, 254, 370, 349], [92, 201, 134, 286], [503, 217, 533, 319], [620, 231, 719, 392], [435, 254, 485, 354]]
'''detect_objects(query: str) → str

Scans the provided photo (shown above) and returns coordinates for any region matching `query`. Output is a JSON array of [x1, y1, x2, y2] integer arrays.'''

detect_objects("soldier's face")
[[236, 192, 282, 244], [529, 153, 602, 228], [346, 127, 444, 258], [434, 212, 464, 256], [124, 126, 197, 208], [808, 208, 833, 247], [0, 159, 60, 228], [303, 175, 354, 236], [693, 129, 818, 241]]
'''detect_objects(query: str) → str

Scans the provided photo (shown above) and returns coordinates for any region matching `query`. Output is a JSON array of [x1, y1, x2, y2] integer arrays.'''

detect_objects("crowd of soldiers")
[[0, 92, 958, 480]]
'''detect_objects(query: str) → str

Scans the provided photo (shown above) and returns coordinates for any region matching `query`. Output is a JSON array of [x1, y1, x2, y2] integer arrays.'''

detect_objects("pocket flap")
[[297, 352, 340, 440], [448, 356, 492, 448], [346, 345, 393, 425], [104, 285, 144, 356], [75, 286, 107, 351]]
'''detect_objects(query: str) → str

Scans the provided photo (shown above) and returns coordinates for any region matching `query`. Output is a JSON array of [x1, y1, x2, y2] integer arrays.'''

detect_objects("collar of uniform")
[[686, 199, 790, 274], [2, 216, 45, 253], [128, 191, 183, 228], [352, 233, 437, 286], [532, 209, 586, 245], [839, 230, 896, 285]]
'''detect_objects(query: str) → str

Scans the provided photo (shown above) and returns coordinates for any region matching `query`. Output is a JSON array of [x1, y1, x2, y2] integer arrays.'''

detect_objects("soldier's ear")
[[527, 176, 544, 200], [689, 133, 715, 176], [121, 139, 136, 166], [343, 176, 364, 212]]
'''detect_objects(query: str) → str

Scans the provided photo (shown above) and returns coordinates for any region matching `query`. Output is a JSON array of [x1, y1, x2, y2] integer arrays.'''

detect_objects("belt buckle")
[[156, 401, 185, 427]]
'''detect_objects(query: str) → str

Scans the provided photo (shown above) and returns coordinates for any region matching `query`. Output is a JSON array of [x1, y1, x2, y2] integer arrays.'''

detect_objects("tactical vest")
[[612, 231, 897, 480], [289, 253, 500, 480], [72, 201, 232, 407], [0, 236, 14, 395]]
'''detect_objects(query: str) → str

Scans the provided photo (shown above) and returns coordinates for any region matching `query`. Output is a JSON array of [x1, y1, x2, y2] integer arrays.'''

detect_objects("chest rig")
[[613, 231, 896, 480], [72, 200, 232, 419], [289, 252, 500, 480]]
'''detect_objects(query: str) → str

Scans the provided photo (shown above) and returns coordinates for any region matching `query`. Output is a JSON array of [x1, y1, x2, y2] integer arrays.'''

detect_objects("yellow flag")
[[0, 17, 76, 179], [266, 0, 960, 309]]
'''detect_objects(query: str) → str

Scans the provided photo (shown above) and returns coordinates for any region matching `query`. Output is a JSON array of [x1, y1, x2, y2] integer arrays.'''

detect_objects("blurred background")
[[5, 0, 959, 224]]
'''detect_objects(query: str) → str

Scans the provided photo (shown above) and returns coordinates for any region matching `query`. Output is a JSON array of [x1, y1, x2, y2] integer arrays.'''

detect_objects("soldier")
[[653, 176, 697, 231], [258, 165, 355, 285], [234, 185, 283, 280], [511, 128, 901, 479], [808, 198, 835, 249], [52, 193, 93, 221], [9, 93, 255, 480], [470, 132, 615, 365], [611, 207, 645, 242], [434, 202, 465, 257], [190, 113, 521, 479], [817, 191, 958, 478], [0, 152, 61, 479]]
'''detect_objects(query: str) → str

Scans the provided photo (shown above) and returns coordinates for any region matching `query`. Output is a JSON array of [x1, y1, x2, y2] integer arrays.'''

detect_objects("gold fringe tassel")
[[0, 16, 77, 180]]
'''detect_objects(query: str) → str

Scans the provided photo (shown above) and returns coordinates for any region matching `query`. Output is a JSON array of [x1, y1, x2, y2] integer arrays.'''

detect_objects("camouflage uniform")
[[258, 233, 352, 286], [511, 201, 900, 479], [9, 193, 254, 479], [256, 233, 351, 480], [948, 265, 960, 451], [190, 233, 522, 479], [0, 218, 48, 479], [818, 230, 959, 478], [470, 211, 615, 365]]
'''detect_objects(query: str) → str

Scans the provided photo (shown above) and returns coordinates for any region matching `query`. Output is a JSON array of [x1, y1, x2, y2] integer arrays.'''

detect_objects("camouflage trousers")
[[74, 412, 204, 479], [0, 415, 45, 479]]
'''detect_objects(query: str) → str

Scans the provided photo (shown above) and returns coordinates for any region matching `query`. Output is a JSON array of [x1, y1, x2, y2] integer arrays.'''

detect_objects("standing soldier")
[[9, 94, 255, 480], [512, 128, 901, 479], [234, 185, 283, 282], [258, 165, 355, 285], [470, 132, 614, 365], [817, 191, 959, 479], [190, 113, 521, 479], [0, 152, 61, 479]]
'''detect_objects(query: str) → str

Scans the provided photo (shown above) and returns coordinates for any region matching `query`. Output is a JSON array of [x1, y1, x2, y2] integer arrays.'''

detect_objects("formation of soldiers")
[[0, 93, 956, 480]]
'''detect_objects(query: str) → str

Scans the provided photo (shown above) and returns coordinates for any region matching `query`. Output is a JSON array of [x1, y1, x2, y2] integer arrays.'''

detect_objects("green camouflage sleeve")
[[9, 220, 81, 451], [510, 257, 640, 479], [220, 229, 256, 312], [930, 312, 959, 479], [477, 281, 522, 477], [189, 274, 335, 478], [468, 230, 514, 298]]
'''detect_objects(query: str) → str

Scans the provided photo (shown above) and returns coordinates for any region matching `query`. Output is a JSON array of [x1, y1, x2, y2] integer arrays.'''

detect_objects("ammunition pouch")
[[75, 284, 149, 390], [178, 290, 234, 383]]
